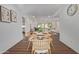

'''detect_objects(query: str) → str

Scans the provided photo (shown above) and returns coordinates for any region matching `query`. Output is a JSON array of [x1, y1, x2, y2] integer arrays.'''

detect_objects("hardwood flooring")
[[3, 33, 77, 54]]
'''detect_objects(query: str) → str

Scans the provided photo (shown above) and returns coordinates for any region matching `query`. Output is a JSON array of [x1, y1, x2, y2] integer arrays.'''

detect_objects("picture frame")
[[10, 10, 17, 22], [0, 6, 10, 22]]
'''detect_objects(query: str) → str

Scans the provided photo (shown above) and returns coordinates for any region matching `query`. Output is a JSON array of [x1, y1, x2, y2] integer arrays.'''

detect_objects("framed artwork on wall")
[[0, 6, 10, 22], [10, 10, 17, 22]]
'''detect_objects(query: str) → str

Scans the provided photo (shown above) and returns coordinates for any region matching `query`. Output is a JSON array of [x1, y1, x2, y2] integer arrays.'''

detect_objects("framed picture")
[[10, 10, 17, 22], [0, 6, 10, 22]]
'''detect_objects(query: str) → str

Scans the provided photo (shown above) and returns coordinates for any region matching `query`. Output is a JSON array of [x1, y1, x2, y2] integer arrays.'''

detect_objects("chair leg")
[[51, 43, 55, 50], [32, 49, 35, 54], [48, 49, 51, 54]]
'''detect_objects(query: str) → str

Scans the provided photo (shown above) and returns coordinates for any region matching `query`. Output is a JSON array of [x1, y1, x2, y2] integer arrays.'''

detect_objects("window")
[[37, 23, 52, 32]]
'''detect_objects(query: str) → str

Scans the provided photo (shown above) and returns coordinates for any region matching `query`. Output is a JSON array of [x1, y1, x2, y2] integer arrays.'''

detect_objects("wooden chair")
[[31, 37, 51, 54]]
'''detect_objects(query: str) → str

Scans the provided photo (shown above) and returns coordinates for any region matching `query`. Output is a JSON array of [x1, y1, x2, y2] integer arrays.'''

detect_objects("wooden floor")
[[51, 40, 77, 54], [4, 39, 32, 54], [3, 36, 77, 54]]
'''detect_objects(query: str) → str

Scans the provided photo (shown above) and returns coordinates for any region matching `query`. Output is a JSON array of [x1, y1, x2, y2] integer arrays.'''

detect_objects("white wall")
[[55, 21, 60, 33], [60, 5, 79, 53], [0, 4, 23, 53]]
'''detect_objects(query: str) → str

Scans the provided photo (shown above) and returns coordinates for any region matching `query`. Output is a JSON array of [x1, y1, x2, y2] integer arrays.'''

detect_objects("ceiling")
[[13, 4, 66, 16]]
